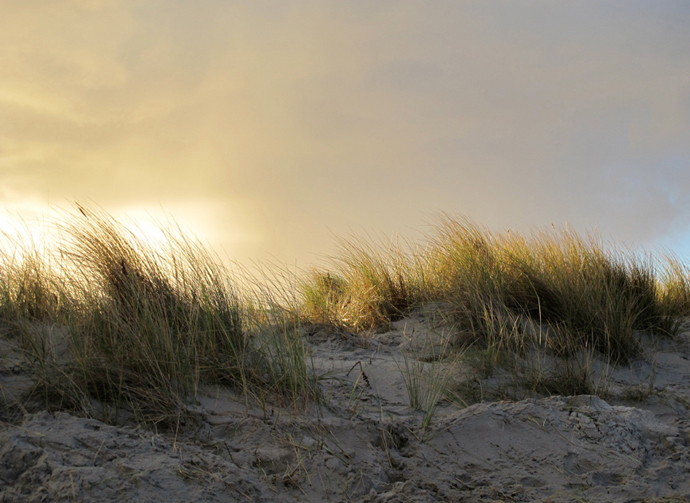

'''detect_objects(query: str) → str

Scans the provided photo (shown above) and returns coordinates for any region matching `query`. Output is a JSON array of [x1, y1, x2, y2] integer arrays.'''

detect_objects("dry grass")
[[299, 235, 427, 332], [299, 215, 690, 408], [0, 204, 316, 428], [396, 330, 460, 429], [0, 226, 67, 331], [301, 216, 690, 364], [3, 208, 690, 428]]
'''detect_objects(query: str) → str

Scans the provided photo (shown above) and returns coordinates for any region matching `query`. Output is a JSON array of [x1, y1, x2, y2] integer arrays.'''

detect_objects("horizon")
[[2, 1, 690, 267]]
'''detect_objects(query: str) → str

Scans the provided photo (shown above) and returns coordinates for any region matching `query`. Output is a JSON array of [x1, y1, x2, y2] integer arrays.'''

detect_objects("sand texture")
[[3, 315, 690, 502]]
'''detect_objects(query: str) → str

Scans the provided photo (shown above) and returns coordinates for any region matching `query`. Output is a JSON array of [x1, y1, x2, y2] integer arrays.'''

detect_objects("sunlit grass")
[[295, 215, 690, 415], [0, 222, 67, 330], [3, 208, 690, 430], [1, 204, 316, 428], [300, 215, 690, 365], [299, 234, 428, 332]]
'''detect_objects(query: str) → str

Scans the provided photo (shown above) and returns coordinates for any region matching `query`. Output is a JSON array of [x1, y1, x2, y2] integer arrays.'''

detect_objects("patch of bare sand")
[[3, 316, 690, 502]]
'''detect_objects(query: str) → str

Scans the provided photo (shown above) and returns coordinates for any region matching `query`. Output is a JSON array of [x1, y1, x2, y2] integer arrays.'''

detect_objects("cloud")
[[1, 1, 689, 265]]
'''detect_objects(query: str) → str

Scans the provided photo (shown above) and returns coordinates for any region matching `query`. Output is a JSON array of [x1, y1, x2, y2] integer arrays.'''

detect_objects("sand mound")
[[3, 315, 690, 502], [2, 394, 689, 502]]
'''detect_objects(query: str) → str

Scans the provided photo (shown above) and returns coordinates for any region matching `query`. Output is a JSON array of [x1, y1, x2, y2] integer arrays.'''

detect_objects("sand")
[[3, 313, 690, 502]]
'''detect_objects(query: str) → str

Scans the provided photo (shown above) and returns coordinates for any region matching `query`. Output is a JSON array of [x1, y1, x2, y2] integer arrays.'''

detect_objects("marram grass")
[[0, 205, 316, 427], [2, 208, 690, 429], [299, 234, 428, 332], [299, 216, 690, 364]]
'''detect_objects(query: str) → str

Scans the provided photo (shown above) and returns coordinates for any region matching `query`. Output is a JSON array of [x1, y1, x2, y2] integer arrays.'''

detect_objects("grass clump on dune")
[[300, 216, 690, 366], [424, 217, 521, 348], [3, 207, 690, 427], [504, 229, 661, 361], [54, 204, 249, 425], [657, 255, 690, 331], [298, 215, 690, 407], [0, 205, 316, 428], [300, 235, 428, 332], [426, 217, 680, 362], [0, 228, 67, 332]]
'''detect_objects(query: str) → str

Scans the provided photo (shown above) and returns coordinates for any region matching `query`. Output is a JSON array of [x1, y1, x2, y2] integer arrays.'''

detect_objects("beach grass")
[[2, 208, 690, 428], [1, 205, 316, 427], [299, 234, 427, 332], [396, 330, 460, 429], [298, 216, 690, 407], [300, 216, 689, 363]]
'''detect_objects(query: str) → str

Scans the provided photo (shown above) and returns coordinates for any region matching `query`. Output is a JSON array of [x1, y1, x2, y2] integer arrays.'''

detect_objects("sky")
[[2, 1, 690, 267]]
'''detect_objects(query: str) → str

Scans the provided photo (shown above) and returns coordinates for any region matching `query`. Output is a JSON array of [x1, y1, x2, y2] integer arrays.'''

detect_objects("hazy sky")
[[2, 1, 690, 266]]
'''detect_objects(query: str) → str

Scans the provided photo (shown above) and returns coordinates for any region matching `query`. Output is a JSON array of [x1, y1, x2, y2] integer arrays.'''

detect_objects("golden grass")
[[1, 204, 316, 427], [299, 235, 427, 332], [3, 208, 690, 428], [299, 216, 690, 364]]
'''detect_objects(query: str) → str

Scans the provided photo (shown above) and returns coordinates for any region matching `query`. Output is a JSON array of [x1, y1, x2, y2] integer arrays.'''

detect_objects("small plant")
[[397, 330, 459, 429], [530, 358, 599, 397], [620, 385, 652, 403], [299, 234, 426, 332]]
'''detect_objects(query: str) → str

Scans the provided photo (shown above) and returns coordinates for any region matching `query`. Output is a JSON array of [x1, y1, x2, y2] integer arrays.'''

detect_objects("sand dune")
[[3, 314, 690, 502]]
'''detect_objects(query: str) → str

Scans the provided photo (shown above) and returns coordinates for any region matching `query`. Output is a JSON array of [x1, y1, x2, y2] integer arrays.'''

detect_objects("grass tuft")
[[297, 215, 690, 407], [300, 235, 426, 332], [2, 204, 317, 428], [397, 331, 459, 428]]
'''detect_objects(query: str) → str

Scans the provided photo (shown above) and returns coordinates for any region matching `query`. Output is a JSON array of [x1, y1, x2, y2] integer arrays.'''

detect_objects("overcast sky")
[[2, 1, 690, 266]]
